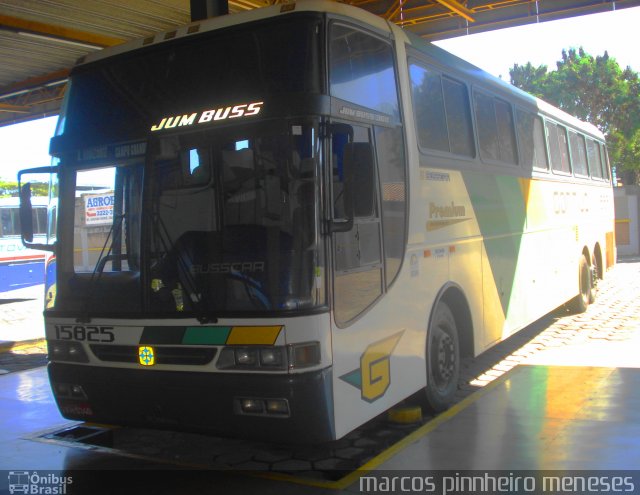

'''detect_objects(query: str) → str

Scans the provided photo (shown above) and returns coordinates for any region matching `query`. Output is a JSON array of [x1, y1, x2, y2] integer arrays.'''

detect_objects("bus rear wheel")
[[569, 254, 592, 313], [425, 301, 460, 412], [589, 254, 599, 304]]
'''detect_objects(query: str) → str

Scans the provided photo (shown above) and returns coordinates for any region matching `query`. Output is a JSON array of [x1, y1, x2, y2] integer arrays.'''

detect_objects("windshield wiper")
[[149, 210, 218, 324], [76, 214, 125, 323]]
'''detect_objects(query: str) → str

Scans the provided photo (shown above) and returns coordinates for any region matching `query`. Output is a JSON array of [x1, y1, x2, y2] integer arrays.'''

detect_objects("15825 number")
[[54, 325, 115, 342]]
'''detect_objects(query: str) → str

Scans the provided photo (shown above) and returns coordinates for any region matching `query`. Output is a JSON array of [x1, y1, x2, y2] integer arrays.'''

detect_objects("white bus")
[[0, 196, 48, 292], [19, 0, 614, 443]]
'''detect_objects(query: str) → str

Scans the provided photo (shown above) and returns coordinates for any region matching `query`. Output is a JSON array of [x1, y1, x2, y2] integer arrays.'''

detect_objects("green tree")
[[0, 180, 49, 198], [509, 48, 640, 184]]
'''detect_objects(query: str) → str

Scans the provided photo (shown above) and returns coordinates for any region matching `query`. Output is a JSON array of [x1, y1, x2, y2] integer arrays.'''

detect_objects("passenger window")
[[547, 122, 571, 174], [586, 139, 603, 179], [532, 116, 549, 170], [516, 110, 548, 171], [569, 131, 588, 177], [474, 92, 499, 162], [409, 64, 448, 152], [600, 143, 611, 180], [409, 63, 474, 157], [474, 92, 517, 165], [442, 78, 475, 157], [495, 99, 517, 164]]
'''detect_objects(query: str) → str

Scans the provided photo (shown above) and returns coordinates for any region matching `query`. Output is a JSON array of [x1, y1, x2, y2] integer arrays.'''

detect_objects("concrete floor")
[[0, 364, 639, 494]]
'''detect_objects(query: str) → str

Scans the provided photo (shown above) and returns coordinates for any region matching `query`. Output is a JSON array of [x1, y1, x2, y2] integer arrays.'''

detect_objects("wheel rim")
[[431, 326, 456, 391]]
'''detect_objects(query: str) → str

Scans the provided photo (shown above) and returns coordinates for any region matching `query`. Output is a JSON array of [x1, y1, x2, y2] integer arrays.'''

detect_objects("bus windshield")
[[57, 119, 324, 318], [147, 120, 324, 317]]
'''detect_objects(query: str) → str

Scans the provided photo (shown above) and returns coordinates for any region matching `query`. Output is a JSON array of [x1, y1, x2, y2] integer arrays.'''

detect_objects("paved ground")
[[455, 256, 640, 402], [0, 284, 47, 374]]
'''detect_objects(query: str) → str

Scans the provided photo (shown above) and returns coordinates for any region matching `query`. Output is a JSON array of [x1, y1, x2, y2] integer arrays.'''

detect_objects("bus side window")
[[494, 99, 517, 164], [409, 62, 474, 158], [442, 77, 475, 157], [474, 92, 499, 162], [547, 121, 572, 175], [600, 143, 611, 181], [586, 138, 603, 179], [532, 115, 549, 171], [409, 64, 448, 153], [1, 208, 15, 236], [569, 131, 589, 177], [474, 91, 517, 165]]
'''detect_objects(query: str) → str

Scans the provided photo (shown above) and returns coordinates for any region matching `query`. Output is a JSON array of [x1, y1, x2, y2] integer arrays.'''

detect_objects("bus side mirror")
[[344, 142, 376, 218], [330, 141, 376, 233], [18, 165, 58, 252], [19, 182, 34, 243]]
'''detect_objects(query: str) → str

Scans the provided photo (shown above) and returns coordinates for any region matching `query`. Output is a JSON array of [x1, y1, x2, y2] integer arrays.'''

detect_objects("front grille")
[[90, 345, 217, 366]]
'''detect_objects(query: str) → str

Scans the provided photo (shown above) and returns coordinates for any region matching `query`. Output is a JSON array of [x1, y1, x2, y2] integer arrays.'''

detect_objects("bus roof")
[[78, 0, 380, 67]]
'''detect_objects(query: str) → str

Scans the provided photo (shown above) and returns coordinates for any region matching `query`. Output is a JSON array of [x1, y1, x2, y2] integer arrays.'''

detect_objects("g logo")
[[340, 331, 404, 403]]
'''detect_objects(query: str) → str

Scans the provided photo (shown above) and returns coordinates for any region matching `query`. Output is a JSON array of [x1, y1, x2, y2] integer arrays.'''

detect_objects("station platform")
[[1, 260, 639, 494]]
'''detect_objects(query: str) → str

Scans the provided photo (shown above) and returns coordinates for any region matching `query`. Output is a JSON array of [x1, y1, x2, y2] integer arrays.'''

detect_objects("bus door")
[[329, 123, 383, 327], [328, 121, 408, 437]]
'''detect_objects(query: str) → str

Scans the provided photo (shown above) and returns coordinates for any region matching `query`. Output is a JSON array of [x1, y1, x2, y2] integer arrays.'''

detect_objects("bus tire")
[[569, 254, 591, 313], [425, 301, 460, 412], [589, 254, 598, 304]]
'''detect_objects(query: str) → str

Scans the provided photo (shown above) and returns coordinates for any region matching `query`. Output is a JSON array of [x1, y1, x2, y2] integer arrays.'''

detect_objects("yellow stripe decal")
[[226, 326, 283, 345]]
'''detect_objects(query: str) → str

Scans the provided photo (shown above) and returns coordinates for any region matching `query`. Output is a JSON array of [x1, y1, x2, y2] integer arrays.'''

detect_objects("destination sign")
[[150, 101, 264, 132]]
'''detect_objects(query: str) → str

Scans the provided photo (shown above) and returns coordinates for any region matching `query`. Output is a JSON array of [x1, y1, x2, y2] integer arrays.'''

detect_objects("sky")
[[1, 6, 639, 181]]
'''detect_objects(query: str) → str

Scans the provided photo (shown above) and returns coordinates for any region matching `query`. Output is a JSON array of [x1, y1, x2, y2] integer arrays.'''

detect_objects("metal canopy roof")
[[1, 0, 639, 128]]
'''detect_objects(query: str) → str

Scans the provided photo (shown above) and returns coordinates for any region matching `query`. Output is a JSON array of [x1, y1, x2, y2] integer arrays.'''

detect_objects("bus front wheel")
[[425, 301, 460, 412]]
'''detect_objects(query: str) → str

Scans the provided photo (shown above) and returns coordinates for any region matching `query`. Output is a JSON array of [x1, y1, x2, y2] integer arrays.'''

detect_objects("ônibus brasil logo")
[[7, 471, 72, 494], [150, 101, 263, 132]]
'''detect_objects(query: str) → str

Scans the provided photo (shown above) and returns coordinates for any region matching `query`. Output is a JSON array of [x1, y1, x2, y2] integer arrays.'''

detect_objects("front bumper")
[[49, 363, 335, 444]]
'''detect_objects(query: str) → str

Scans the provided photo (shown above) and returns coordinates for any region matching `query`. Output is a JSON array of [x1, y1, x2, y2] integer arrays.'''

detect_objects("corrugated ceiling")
[[1, 0, 639, 127]]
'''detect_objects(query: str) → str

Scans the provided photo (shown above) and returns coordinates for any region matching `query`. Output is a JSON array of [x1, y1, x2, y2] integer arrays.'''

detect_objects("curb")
[[0, 338, 47, 354]]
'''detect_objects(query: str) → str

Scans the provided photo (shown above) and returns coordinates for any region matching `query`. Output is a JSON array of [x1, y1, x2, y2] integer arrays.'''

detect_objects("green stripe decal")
[[182, 326, 231, 345], [140, 326, 185, 344], [462, 172, 526, 316]]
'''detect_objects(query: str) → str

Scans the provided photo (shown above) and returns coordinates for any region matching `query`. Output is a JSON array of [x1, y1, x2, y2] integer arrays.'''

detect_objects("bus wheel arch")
[[424, 285, 473, 412]]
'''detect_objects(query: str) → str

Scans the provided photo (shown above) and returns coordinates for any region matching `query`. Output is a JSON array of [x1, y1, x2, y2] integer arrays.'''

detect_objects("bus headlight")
[[260, 348, 284, 367], [216, 342, 319, 371], [49, 341, 89, 363], [235, 348, 258, 366]]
